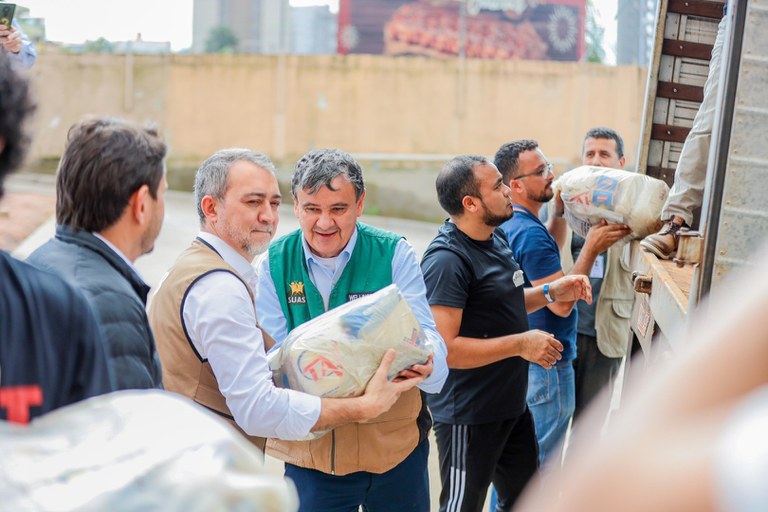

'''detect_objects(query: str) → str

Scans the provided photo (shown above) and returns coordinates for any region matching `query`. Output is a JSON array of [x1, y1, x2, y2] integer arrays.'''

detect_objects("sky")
[[16, 0, 617, 59]]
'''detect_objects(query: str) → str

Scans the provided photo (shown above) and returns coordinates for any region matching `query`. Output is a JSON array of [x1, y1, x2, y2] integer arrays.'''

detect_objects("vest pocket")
[[611, 299, 633, 319]]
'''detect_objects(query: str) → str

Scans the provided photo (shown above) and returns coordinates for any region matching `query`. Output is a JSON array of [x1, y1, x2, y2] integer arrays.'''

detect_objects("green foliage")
[[83, 37, 114, 54], [584, 0, 606, 64], [205, 25, 239, 54]]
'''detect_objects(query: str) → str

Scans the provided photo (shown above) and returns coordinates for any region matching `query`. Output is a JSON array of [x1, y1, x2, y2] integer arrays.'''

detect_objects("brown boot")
[[640, 217, 687, 259]]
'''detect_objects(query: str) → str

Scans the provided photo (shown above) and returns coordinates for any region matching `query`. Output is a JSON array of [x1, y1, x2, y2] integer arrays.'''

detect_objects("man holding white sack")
[[256, 148, 448, 512], [496, 140, 630, 468], [563, 128, 637, 421], [150, 150, 427, 456]]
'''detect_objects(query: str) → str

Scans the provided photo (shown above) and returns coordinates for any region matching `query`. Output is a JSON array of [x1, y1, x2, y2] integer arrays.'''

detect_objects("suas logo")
[[287, 281, 307, 304]]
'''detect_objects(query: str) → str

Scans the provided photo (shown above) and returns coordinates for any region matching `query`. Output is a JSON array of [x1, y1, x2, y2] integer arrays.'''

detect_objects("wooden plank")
[[652, 123, 691, 143], [662, 39, 714, 60], [657, 81, 705, 102], [646, 166, 677, 187], [668, 0, 725, 20], [659, 258, 694, 301]]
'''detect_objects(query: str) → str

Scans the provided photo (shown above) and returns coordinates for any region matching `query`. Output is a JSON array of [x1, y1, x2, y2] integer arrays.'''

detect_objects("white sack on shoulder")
[[555, 166, 669, 240]]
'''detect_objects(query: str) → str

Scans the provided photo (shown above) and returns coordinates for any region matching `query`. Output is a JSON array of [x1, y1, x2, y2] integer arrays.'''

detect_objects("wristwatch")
[[543, 283, 556, 303]]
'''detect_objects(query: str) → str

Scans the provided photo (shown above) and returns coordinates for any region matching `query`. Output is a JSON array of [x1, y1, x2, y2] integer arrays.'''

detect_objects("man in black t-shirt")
[[421, 155, 592, 512], [0, 52, 113, 424]]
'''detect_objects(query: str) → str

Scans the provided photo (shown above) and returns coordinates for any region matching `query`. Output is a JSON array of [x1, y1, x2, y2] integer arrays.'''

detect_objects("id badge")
[[590, 254, 605, 279], [513, 269, 525, 288]]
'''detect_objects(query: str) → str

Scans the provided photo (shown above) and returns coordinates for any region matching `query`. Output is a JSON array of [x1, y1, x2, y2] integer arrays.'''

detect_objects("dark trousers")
[[573, 333, 621, 420], [433, 410, 538, 512], [284, 439, 430, 512]]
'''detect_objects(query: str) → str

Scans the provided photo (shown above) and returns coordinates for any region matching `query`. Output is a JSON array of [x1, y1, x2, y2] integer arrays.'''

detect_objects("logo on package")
[[287, 281, 307, 304], [402, 328, 421, 348], [298, 354, 344, 382], [347, 292, 372, 301]]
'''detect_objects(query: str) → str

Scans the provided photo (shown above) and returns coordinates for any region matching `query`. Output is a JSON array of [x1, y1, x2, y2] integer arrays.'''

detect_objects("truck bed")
[[629, 241, 694, 354]]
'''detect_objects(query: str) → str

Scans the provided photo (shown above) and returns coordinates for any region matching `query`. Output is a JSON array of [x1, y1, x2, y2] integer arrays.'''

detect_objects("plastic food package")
[[555, 166, 669, 240], [269, 284, 432, 399], [0, 391, 298, 512]]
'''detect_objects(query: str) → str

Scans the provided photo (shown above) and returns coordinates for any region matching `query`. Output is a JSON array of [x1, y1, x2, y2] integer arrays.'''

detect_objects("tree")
[[584, 0, 606, 64], [205, 25, 239, 54], [83, 37, 114, 54]]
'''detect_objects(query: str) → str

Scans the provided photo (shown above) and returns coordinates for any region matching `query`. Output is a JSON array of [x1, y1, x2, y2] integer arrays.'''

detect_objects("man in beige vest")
[[149, 149, 425, 453], [557, 127, 635, 422]]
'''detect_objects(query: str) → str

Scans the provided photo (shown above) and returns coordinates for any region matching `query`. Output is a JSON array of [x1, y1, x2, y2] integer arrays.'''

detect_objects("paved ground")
[[5, 173, 458, 511]]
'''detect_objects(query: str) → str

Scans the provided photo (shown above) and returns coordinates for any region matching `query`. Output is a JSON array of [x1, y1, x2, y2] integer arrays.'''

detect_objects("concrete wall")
[[27, 52, 646, 167]]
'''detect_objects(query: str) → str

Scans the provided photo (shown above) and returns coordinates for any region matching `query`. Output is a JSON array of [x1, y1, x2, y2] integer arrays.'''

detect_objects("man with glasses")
[[495, 140, 629, 468]]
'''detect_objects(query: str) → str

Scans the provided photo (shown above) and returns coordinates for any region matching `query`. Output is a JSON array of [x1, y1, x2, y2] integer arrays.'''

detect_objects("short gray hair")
[[194, 148, 276, 223], [291, 149, 365, 200]]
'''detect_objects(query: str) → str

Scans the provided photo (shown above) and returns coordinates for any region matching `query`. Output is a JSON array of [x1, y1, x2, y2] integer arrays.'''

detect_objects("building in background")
[[113, 35, 172, 55], [192, 0, 291, 54], [14, 5, 45, 44], [616, 0, 658, 66], [338, 0, 586, 62], [292, 5, 336, 55]]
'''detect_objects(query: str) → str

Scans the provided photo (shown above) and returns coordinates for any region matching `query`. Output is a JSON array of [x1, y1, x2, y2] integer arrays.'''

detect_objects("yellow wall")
[[26, 52, 647, 170]]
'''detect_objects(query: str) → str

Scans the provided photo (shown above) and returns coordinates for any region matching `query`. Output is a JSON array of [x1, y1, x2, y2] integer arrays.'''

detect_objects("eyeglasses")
[[512, 162, 553, 180]]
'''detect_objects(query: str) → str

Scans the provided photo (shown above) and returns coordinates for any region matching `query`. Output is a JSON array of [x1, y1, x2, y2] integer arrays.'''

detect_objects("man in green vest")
[[256, 148, 448, 512], [150, 149, 426, 454]]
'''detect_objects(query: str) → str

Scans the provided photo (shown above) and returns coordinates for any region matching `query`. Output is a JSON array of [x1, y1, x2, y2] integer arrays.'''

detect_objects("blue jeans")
[[526, 361, 575, 467], [284, 439, 430, 512]]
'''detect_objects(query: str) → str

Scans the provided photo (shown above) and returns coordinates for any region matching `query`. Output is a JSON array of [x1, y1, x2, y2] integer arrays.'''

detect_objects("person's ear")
[[355, 190, 366, 217], [130, 184, 151, 225], [200, 195, 219, 223], [461, 195, 478, 213], [508, 178, 523, 194]]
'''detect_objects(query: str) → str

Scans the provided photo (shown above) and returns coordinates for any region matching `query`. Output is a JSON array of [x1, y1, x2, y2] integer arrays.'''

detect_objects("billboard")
[[338, 0, 586, 61]]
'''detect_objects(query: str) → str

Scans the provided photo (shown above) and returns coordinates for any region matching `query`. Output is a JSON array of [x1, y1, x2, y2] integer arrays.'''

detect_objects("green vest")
[[269, 223, 400, 332]]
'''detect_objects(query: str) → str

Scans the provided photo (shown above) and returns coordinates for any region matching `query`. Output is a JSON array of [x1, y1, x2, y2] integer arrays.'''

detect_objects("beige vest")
[[267, 388, 422, 476], [558, 222, 634, 358], [148, 239, 272, 451]]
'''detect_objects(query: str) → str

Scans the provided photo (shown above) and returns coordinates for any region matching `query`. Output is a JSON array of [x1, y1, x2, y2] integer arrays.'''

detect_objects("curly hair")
[[291, 148, 365, 200], [0, 52, 36, 197]]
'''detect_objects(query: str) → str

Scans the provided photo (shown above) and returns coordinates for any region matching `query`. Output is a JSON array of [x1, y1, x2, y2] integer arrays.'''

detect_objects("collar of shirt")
[[197, 231, 257, 285], [301, 227, 357, 307], [92, 232, 146, 282], [512, 204, 545, 226]]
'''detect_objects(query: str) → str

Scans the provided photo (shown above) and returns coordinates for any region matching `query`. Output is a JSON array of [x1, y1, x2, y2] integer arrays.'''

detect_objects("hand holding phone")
[[0, 3, 16, 31]]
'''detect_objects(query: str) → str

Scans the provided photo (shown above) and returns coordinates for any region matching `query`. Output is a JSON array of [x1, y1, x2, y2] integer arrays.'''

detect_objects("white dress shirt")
[[255, 228, 448, 394], [182, 232, 321, 439]]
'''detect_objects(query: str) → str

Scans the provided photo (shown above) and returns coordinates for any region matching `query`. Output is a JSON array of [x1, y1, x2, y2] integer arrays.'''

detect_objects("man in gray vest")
[[255, 149, 448, 512]]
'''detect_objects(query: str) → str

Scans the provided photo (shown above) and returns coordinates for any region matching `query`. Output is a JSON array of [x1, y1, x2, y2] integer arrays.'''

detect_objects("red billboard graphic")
[[338, 0, 585, 61]]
